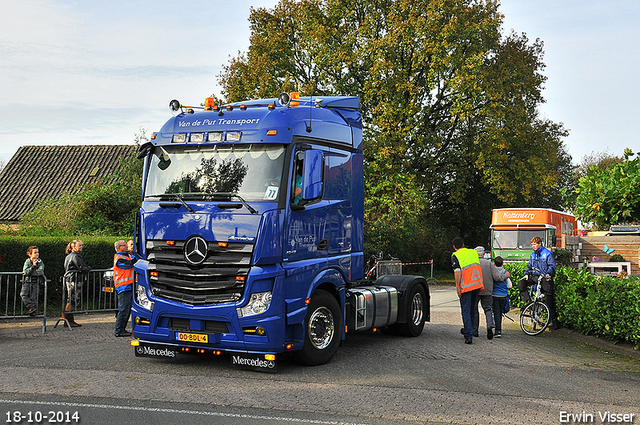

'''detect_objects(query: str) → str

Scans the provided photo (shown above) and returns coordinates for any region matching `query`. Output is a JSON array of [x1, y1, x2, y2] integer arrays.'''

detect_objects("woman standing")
[[63, 240, 90, 327]]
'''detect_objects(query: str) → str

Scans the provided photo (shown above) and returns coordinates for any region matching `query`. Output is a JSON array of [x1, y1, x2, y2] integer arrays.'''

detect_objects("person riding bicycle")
[[517, 236, 560, 330]]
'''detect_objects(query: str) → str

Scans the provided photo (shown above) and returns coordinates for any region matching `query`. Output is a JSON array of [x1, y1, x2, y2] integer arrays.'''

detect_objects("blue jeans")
[[115, 290, 133, 335], [460, 289, 480, 339]]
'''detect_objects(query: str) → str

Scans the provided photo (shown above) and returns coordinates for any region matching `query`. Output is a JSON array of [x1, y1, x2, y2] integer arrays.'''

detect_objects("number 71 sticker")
[[264, 186, 279, 200]]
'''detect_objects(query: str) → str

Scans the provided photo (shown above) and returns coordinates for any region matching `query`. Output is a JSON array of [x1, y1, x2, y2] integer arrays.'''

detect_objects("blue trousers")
[[115, 289, 133, 335], [459, 289, 480, 339]]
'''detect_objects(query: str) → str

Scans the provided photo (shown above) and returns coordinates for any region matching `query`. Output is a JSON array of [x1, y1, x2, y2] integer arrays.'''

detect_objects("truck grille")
[[146, 239, 253, 305]]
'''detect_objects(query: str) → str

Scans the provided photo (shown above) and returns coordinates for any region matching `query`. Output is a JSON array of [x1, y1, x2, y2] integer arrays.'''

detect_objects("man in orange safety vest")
[[114, 240, 137, 337], [451, 237, 484, 344]]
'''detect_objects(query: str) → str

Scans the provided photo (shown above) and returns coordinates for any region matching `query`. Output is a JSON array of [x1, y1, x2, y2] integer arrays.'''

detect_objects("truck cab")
[[131, 94, 429, 370]]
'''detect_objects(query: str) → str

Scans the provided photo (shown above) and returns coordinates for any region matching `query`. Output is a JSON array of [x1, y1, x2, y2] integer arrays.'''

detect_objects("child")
[[21, 246, 44, 316], [491, 256, 510, 338]]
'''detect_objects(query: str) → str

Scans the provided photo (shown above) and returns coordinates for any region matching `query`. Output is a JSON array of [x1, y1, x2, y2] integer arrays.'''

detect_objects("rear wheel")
[[396, 284, 426, 337], [293, 290, 342, 365], [520, 301, 550, 336]]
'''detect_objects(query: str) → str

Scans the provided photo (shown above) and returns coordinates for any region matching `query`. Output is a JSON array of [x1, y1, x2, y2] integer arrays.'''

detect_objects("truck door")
[[284, 146, 330, 263]]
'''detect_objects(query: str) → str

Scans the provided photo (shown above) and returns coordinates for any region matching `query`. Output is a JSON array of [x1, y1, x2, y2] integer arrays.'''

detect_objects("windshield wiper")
[[149, 193, 194, 213], [206, 192, 258, 214], [231, 193, 258, 214]]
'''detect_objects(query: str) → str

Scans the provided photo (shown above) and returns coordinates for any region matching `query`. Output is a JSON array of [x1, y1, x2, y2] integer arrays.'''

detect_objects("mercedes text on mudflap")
[[131, 94, 430, 372]]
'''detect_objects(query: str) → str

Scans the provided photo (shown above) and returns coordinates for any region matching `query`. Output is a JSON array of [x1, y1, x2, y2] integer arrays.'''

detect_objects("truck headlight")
[[136, 284, 154, 311], [237, 291, 272, 318]]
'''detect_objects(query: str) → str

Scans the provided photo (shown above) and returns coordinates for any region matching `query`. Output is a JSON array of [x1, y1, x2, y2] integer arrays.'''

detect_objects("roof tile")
[[0, 145, 135, 222]]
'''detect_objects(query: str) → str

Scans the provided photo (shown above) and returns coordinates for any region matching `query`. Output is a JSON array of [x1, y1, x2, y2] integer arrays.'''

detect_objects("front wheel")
[[293, 290, 342, 366], [520, 301, 550, 336]]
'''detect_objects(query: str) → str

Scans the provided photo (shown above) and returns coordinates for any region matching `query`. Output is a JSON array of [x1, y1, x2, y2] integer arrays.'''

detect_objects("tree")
[[571, 148, 640, 230], [218, 0, 571, 258], [574, 149, 623, 180]]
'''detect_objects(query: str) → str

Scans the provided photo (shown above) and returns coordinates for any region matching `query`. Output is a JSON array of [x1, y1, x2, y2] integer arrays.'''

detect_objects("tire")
[[520, 301, 550, 336], [293, 290, 342, 366], [396, 284, 426, 337]]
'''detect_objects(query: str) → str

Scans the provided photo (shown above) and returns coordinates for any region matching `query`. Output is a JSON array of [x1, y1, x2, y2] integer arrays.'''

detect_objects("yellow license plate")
[[176, 332, 208, 343]]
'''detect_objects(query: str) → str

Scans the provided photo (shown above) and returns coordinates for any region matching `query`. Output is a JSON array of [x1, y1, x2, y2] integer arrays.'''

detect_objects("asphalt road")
[[1, 285, 639, 424]]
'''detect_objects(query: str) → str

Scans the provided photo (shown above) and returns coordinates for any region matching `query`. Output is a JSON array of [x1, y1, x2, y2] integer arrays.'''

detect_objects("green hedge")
[[0, 235, 127, 305], [504, 263, 640, 348]]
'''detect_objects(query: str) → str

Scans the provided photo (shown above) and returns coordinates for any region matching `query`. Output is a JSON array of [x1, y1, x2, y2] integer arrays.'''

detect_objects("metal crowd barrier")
[[55, 268, 116, 330], [0, 272, 49, 334]]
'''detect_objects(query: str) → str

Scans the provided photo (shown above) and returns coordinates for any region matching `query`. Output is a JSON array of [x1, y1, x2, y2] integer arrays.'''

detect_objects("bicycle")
[[519, 269, 551, 336]]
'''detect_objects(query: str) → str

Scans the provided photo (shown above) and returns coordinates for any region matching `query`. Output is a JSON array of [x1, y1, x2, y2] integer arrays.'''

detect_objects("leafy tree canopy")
[[571, 148, 640, 230], [218, 0, 571, 255]]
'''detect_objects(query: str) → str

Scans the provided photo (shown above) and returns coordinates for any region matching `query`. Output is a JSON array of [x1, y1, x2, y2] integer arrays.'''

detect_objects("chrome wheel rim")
[[308, 306, 335, 349]]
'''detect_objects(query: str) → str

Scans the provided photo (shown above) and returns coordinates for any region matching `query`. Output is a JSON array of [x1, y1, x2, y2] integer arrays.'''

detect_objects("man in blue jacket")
[[518, 236, 560, 329]]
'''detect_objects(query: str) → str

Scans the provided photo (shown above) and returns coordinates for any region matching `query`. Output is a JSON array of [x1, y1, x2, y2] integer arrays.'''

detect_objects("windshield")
[[492, 229, 546, 250], [145, 144, 286, 202]]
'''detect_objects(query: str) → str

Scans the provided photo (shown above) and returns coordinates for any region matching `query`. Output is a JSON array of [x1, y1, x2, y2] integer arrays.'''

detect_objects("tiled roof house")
[[0, 145, 136, 222]]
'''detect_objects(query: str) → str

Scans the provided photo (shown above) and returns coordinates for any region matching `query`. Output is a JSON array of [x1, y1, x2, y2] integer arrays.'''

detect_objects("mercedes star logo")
[[184, 235, 208, 265]]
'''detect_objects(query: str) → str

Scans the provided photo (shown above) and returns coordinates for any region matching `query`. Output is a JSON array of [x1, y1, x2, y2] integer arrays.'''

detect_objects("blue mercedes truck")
[[131, 93, 430, 371]]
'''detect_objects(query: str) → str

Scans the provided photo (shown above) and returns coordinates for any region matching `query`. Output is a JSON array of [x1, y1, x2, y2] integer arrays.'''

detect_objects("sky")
[[1, 0, 638, 166]]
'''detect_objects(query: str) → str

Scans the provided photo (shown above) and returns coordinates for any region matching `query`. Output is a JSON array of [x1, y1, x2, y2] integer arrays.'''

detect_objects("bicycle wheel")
[[520, 301, 550, 336]]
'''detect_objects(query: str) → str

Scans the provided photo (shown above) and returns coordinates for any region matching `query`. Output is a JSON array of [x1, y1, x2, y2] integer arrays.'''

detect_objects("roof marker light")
[[226, 105, 233, 111], [208, 132, 223, 142], [240, 104, 247, 111], [226, 131, 241, 142]]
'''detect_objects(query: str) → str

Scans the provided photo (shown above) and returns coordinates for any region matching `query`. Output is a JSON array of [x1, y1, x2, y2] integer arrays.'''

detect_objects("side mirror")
[[137, 141, 154, 159], [301, 149, 323, 200]]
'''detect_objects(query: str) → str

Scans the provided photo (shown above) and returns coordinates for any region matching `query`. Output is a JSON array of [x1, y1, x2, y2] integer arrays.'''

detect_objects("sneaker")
[[473, 331, 479, 337], [27, 306, 37, 316], [464, 338, 472, 344], [494, 331, 502, 338], [116, 331, 132, 337], [487, 327, 494, 340]]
